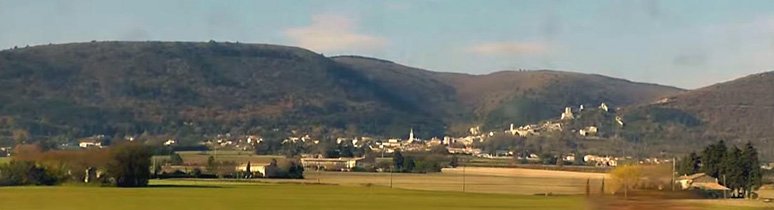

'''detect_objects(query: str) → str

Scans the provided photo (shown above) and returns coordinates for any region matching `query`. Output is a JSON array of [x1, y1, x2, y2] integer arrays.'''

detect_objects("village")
[[50, 102, 666, 176]]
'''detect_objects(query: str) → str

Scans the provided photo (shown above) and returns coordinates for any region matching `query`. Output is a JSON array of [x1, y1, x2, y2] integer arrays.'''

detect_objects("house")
[[0, 147, 10, 157], [78, 139, 102, 148], [676, 173, 730, 191], [584, 155, 618, 167], [447, 147, 482, 156], [579, 126, 598, 136], [163, 139, 176, 146], [300, 157, 366, 171], [469, 126, 481, 135], [235, 162, 270, 177], [426, 138, 443, 147]]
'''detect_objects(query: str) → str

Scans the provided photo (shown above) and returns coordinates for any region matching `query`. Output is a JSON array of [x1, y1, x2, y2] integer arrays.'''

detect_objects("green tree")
[[169, 152, 184, 165], [449, 155, 459, 168], [106, 142, 152, 187], [0, 160, 61, 186], [393, 151, 404, 170], [404, 157, 416, 172], [741, 142, 762, 198], [701, 140, 726, 178], [721, 147, 744, 196], [206, 156, 216, 172], [677, 152, 700, 176], [287, 161, 304, 179]]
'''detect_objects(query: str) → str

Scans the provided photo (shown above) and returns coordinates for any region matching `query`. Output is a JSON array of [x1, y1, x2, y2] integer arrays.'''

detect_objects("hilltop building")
[[579, 126, 598, 136], [561, 107, 575, 120], [599, 103, 609, 112]]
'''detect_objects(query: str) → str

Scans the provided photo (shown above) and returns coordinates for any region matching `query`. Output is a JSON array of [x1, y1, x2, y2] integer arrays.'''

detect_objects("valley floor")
[[0, 167, 770, 210], [0, 180, 582, 210]]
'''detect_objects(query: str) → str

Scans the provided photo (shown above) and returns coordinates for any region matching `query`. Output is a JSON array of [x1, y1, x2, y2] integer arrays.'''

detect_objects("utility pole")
[[390, 167, 393, 188], [671, 157, 676, 191], [462, 162, 466, 193]]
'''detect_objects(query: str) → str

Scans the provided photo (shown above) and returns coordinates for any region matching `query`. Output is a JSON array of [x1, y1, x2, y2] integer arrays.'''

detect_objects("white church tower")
[[408, 128, 415, 143]]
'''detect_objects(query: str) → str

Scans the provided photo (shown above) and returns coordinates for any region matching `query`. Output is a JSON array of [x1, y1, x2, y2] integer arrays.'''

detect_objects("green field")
[[0, 157, 10, 164], [0, 180, 584, 210]]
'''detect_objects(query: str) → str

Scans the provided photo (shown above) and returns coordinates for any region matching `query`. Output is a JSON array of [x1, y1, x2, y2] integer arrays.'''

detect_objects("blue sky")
[[2, 0, 774, 89]]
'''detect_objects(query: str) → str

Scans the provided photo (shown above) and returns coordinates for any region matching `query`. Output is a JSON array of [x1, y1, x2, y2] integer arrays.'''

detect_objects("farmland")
[[174, 151, 284, 165], [0, 179, 584, 210], [0, 179, 768, 210], [297, 167, 609, 195]]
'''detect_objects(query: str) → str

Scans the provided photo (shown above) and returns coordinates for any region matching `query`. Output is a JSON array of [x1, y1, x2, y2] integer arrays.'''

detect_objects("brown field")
[[254, 166, 610, 195], [172, 151, 284, 165]]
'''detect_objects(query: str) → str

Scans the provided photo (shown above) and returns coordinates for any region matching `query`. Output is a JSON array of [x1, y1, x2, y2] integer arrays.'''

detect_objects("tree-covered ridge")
[[0, 41, 446, 145], [0, 41, 687, 146]]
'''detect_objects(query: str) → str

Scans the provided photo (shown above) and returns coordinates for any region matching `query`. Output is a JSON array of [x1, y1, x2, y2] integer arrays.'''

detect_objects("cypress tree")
[[677, 152, 700, 176], [741, 142, 762, 198], [701, 140, 726, 178], [721, 146, 743, 196], [393, 151, 404, 171]]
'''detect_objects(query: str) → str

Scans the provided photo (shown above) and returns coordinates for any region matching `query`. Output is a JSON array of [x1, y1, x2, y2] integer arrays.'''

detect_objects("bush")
[[107, 143, 152, 187], [0, 160, 63, 186], [263, 159, 304, 179]]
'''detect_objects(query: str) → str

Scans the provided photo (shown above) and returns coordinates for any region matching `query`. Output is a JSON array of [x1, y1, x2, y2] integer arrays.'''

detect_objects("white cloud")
[[284, 15, 387, 52], [466, 41, 549, 56]]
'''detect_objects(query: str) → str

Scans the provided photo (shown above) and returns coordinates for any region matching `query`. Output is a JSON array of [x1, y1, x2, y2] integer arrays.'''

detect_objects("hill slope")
[[0, 42, 446, 143], [650, 71, 774, 141], [435, 70, 683, 130], [0, 41, 686, 145], [333, 57, 684, 134]]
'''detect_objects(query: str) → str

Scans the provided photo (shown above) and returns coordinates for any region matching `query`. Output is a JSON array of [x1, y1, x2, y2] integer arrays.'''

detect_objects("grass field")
[[0, 179, 584, 210], [0, 157, 9, 164]]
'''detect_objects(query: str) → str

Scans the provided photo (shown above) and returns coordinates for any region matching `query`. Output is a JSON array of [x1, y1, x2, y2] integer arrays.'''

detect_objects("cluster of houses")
[[583, 155, 621, 167], [51, 102, 656, 173], [502, 103, 623, 138], [0, 147, 10, 157]]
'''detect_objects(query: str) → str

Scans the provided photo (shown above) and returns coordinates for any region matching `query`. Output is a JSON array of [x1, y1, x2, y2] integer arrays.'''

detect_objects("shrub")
[[106, 143, 152, 187], [0, 160, 63, 186]]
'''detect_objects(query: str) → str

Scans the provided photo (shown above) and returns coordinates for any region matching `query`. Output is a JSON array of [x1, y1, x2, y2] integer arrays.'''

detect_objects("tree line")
[[0, 142, 152, 187], [677, 140, 762, 198]]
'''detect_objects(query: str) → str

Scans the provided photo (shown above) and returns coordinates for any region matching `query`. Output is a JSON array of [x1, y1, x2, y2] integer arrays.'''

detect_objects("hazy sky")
[[2, 0, 774, 89]]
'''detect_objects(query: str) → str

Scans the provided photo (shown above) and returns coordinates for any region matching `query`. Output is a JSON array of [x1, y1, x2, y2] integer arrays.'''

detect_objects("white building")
[[579, 126, 598, 136], [79, 140, 102, 148], [599, 103, 609, 112], [560, 107, 575, 120]]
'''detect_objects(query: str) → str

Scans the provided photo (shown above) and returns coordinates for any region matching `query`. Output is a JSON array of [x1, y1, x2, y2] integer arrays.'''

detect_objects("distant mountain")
[[0, 41, 687, 145], [640, 72, 774, 144]]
